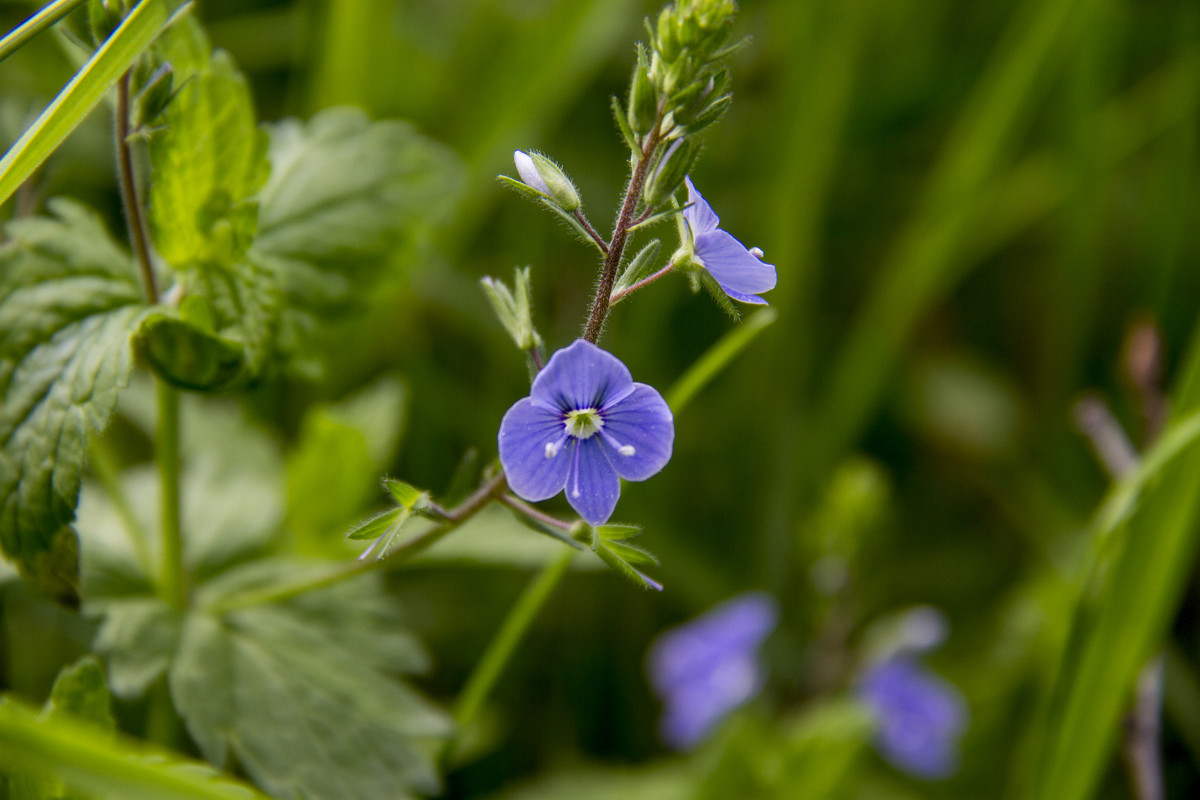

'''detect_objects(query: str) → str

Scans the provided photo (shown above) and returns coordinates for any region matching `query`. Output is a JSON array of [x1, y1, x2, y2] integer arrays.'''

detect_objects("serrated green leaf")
[[148, 25, 268, 273], [0, 200, 145, 597], [170, 564, 450, 800], [344, 508, 405, 541], [251, 108, 462, 370]]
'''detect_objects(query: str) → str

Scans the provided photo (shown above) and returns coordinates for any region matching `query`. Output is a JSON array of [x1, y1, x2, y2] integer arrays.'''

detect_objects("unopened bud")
[[643, 138, 701, 207], [513, 151, 580, 212], [627, 46, 657, 137], [132, 63, 174, 129], [88, 0, 128, 45]]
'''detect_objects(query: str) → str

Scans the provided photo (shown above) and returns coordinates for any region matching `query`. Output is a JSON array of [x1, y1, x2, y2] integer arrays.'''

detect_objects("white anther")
[[545, 441, 560, 458], [618, 445, 636, 456], [749, 247, 764, 258]]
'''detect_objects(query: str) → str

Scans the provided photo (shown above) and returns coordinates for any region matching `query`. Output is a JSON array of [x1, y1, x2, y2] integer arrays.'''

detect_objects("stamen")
[[599, 428, 637, 457], [749, 246, 764, 259], [544, 429, 570, 459]]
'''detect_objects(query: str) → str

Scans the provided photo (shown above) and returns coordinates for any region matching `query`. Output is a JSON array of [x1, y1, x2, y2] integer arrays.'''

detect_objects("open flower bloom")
[[647, 592, 779, 750], [858, 657, 968, 779], [498, 339, 673, 525], [683, 177, 777, 304]]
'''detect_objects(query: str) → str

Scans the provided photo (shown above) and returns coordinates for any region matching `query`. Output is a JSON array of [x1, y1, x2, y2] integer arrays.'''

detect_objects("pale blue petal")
[[683, 177, 720, 235], [599, 383, 674, 481], [565, 439, 620, 525], [718, 284, 769, 305], [498, 398, 569, 502], [696, 229, 777, 295], [531, 339, 634, 411]]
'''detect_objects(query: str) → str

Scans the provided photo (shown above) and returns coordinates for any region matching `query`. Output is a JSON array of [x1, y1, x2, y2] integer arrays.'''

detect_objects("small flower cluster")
[[492, 0, 776, 539]]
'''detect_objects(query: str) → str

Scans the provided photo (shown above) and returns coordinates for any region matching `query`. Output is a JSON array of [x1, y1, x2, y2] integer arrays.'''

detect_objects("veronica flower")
[[646, 592, 778, 750], [858, 657, 968, 779], [498, 339, 673, 525], [682, 177, 776, 304]]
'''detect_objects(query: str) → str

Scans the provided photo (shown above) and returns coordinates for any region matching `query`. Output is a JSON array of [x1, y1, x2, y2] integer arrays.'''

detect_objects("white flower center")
[[566, 408, 603, 439]]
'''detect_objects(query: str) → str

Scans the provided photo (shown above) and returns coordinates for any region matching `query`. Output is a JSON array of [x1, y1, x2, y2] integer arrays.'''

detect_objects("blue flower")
[[498, 339, 673, 525], [646, 592, 778, 750], [682, 177, 776, 304], [858, 657, 968, 779]]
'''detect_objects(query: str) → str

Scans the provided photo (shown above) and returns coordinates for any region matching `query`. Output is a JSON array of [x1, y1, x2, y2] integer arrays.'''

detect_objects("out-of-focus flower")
[[646, 592, 778, 750], [857, 657, 968, 779], [498, 339, 673, 525], [680, 177, 776, 304]]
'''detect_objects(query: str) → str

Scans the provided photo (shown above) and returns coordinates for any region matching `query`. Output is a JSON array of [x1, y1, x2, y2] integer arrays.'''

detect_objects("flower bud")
[[132, 63, 174, 129], [480, 266, 542, 352], [643, 138, 701, 207], [627, 46, 657, 137], [513, 151, 581, 212], [88, 0, 129, 45]]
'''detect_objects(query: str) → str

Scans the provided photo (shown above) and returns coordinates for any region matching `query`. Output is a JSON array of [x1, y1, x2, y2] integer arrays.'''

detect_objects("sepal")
[[586, 524, 663, 591]]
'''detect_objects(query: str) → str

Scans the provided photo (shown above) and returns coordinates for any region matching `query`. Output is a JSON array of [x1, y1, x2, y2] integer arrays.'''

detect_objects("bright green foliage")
[[0, 201, 145, 599], [251, 108, 461, 373], [0, 0, 179, 207], [147, 21, 268, 274], [171, 566, 449, 800]]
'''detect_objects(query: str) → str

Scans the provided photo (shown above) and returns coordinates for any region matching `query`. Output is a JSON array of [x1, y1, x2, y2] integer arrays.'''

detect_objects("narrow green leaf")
[[0, 200, 145, 597], [0, 0, 86, 64], [612, 240, 661, 296], [344, 508, 404, 541], [384, 479, 426, 510], [604, 540, 659, 568], [595, 524, 643, 541], [0, 698, 265, 800], [666, 308, 777, 414], [0, 0, 182, 207]]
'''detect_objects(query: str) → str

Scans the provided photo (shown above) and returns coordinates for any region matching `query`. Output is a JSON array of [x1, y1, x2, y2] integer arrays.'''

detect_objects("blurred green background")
[[2, 0, 1200, 797]]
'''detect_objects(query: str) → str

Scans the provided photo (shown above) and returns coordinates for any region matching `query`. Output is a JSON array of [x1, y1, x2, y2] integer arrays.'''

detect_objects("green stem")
[[156, 380, 185, 609], [450, 547, 575, 754], [0, 0, 86, 64], [114, 70, 158, 303]]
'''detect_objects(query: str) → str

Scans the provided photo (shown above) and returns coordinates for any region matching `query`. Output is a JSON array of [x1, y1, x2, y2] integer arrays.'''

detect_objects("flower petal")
[[599, 383, 674, 481], [530, 339, 634, 411], [564, 439, 620, 525], [513, 150, 550, 195], [683, 177, 720, 235], [716, 284, 768, 305], [696, 229, 777, 295], [498, 398, 570, 502]]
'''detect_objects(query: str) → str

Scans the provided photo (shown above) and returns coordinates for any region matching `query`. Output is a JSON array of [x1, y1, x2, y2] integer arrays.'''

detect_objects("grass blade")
[[0, 0, 184, 208], [666, 308, 777, 414], [0, 0, 86, 64]]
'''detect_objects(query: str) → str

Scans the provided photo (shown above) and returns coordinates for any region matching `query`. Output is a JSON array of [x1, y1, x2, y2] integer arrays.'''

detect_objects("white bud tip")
[[749, 247, 764, 259], [618, 445, 636, 456]]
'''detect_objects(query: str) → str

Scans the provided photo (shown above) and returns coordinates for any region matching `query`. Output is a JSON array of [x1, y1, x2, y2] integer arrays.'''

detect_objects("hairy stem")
[[499, 493, 576, 531], [582, 126, 662, 343], [573, 209, 608, 254], [114, 71, 157, 304], [449, 547, 575, 759], [206, 473, 508, 613], [156, 380, 186, 609], [610, 264, 674, 306]]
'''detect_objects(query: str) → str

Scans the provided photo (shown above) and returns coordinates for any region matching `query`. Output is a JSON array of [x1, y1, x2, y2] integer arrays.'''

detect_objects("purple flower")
[[858, 657, 968, 779], [498, 339, 673, 525], [683, 177, 776, 304], [647, 593, 779, 750]]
